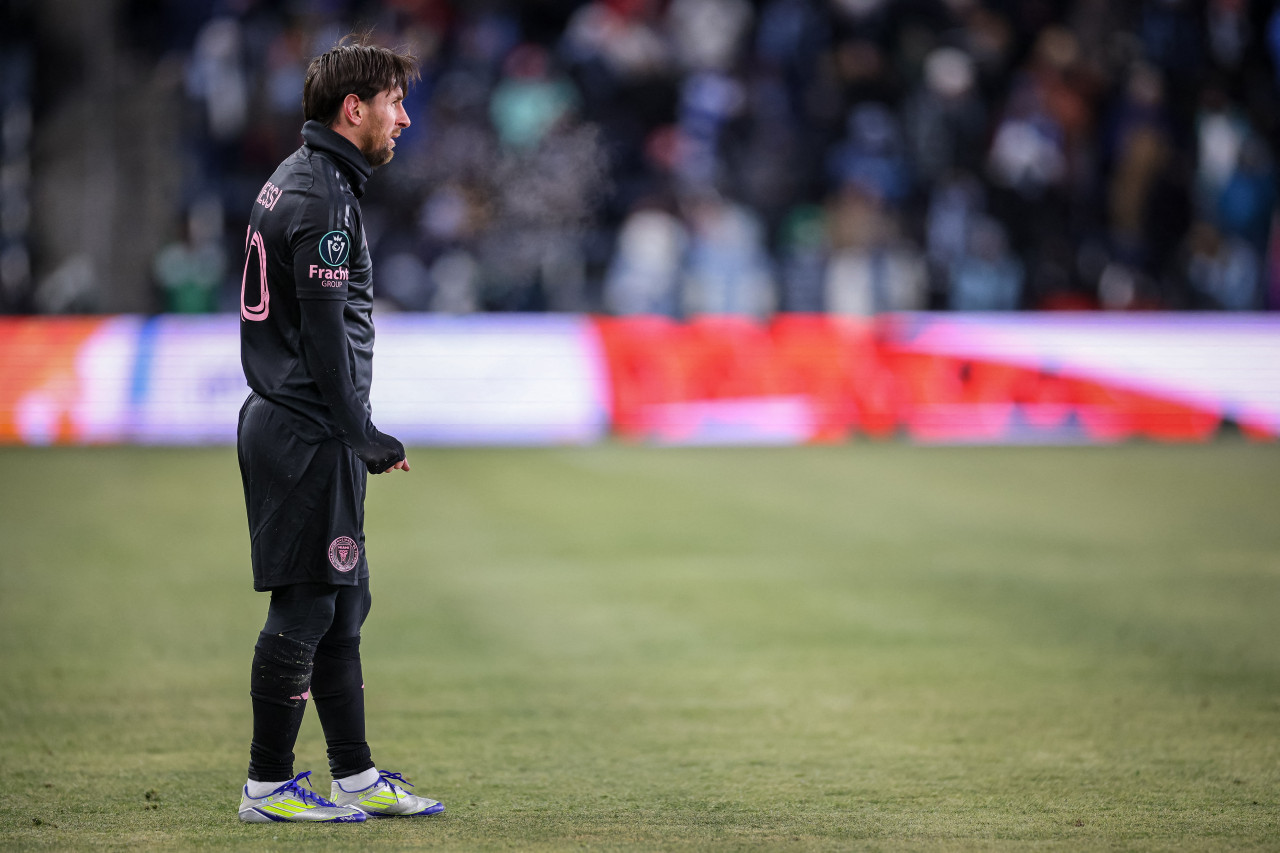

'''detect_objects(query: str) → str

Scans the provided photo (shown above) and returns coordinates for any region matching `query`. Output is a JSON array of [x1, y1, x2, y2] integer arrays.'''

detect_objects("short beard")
[[364, 144, 394, 168]]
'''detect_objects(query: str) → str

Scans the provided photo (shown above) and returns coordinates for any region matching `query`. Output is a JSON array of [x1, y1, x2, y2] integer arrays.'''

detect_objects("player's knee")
[[310, 634, 363, 701], [263, 583, 340, 646], [250, 631, 316, 706]]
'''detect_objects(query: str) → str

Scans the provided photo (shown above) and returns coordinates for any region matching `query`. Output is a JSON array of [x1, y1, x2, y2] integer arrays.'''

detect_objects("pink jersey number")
[[241, 226, 270, 321]]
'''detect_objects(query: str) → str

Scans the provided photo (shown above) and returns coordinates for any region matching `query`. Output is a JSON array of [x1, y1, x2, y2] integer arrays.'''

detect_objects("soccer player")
[[234, 36, 443, 824]]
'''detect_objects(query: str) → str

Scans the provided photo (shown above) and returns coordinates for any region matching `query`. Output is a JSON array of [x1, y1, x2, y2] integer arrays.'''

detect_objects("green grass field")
[[0, 442, 1278, 851]]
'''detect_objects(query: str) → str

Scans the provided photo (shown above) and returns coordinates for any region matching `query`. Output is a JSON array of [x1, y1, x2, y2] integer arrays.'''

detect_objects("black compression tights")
[[248, 579, 374, 782]]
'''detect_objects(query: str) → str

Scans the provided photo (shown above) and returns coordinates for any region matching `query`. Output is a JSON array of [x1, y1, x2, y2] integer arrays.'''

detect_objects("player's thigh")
[[263, 582, 340, 647], [325, 576, 371, 642]]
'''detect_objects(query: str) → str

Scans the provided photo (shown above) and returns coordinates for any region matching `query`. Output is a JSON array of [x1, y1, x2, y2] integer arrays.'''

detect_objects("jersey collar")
[[301, 120, 373, 198]]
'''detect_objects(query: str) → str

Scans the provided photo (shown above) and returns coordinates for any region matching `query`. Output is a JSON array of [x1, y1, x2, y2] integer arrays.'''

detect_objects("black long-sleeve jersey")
[[240, 121, 401, 471]]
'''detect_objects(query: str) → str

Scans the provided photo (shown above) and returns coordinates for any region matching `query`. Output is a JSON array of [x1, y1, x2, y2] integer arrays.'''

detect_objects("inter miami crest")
[[319, 230, 350, 267], [328, 536, 359, 572]]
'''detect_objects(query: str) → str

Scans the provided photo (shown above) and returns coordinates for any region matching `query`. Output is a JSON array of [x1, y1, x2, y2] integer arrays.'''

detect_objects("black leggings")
[[248, 578, 374, 782]]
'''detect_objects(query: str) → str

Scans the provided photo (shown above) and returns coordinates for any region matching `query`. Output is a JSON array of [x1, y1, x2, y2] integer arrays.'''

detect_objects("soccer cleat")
[[238, 771, 368, 823], [331, 770, 445, 817]]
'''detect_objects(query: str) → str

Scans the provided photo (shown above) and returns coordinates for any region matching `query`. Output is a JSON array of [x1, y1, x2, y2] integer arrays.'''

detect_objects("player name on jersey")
[[255, 181, 283, 211]]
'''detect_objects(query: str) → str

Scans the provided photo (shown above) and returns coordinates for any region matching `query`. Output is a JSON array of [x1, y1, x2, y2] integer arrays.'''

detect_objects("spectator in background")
[[984, 27, 1082, 296], [680, 190, 776, 318], [666, 0, 753, 75], [1206, 0, 1250, 72], [1181, 134, 1275, 311], [66, 0, 1266, 318], [1216, 136, 1276, 256], [1102, 60, 1188, 301], [1184, 221, 1261, 310], [419, 182, 484, 313], [489, 43, 579, 151], [478, 52, 606, 312], [903, 47, 987, 190], [1139, 0, 1203, 96], [825, 185, 926, 316], [560, 0, 675, 178], [828, 102, 911, 210], [949, 215, 1025, 311], [731, 65, 812, 237], [776, 205, 828, 313], [153, 196, 226, 313], [186, 17, 249, 173], [672, 71, 747, 191], [924, 171, 985, 304], [562, 0, 672, 88], [604, 196, 688, 316], [1195, 81, 1253, 222]]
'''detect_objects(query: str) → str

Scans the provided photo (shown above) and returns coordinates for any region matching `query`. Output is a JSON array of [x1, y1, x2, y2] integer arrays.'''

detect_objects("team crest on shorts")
[[328, 536, 359, 572]]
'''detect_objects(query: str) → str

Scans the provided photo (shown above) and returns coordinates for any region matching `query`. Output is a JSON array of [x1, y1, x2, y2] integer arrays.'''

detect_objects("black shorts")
[[238, 393, 368, 591]]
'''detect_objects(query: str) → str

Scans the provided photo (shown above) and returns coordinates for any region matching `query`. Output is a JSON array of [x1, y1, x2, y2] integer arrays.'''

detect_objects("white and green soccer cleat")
[[238, 771, 368, 823], [331, 770, 445, 817]]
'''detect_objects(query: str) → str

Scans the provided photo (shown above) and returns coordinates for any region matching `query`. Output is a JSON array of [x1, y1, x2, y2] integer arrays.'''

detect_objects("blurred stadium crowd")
[[4, 0, 1280, 316]]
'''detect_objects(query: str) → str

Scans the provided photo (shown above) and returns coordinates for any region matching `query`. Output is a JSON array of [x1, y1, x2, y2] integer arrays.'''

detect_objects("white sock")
[[245, 778, 289, 799], [334, 767, 380, 792]]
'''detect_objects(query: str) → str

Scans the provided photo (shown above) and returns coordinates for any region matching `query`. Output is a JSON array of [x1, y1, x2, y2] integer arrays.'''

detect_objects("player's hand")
[[359, 429, 406, 474]]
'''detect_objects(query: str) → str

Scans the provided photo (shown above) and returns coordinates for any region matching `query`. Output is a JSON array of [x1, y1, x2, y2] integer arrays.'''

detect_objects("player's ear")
[[341, 93, 363, 126]]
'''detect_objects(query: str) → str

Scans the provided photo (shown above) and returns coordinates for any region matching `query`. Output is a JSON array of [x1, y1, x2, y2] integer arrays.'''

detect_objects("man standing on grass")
[[234, 35, 443, 824]]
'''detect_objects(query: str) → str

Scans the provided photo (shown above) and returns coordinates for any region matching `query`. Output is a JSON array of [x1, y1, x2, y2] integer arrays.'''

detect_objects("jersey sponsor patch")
[[328, 536, 359, 572], [308, 264, 349, 286], [319, 231, 351, 267]]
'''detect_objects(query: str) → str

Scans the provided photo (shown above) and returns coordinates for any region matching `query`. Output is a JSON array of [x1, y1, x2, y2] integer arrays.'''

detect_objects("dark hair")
[[303, 34, 420, 126]]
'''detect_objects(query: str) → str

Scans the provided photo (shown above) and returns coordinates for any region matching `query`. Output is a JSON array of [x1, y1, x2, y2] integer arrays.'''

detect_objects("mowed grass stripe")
[[0, 443, 1277, 850]]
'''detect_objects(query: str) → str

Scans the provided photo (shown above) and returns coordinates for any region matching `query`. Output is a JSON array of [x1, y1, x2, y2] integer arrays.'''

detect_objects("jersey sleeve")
[[298, 298, 406, 472], [290, 190, 355, 300]]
